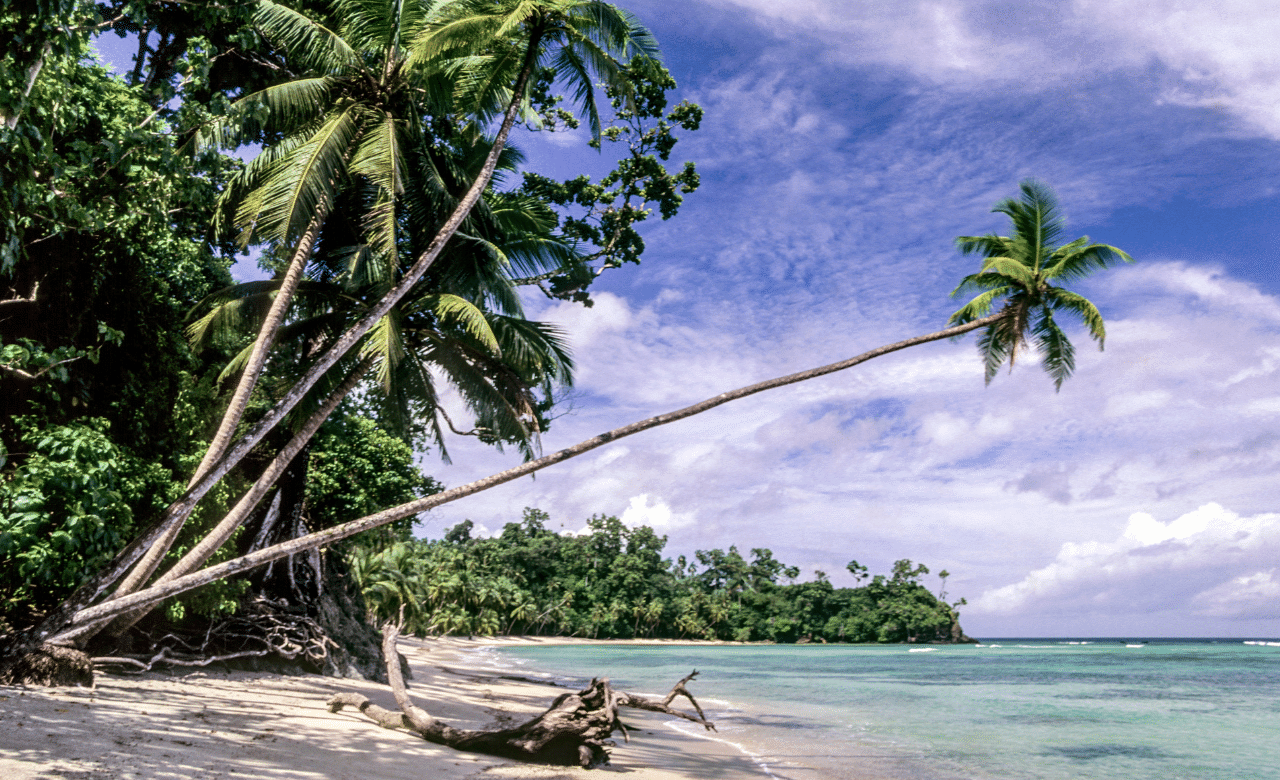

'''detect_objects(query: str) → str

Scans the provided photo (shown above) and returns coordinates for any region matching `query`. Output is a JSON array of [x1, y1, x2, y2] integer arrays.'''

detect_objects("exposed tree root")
[[327, 624, 716, 768], [92, 597, 336, 675], [0, 641, 94, 686]]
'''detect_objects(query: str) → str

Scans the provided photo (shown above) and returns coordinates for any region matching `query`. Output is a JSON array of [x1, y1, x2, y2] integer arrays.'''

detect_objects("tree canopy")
[[348, 509, 967, 644]]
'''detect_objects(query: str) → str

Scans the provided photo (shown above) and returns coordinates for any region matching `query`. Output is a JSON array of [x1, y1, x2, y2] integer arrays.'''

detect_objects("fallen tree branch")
[[327, 625, 716, 767]]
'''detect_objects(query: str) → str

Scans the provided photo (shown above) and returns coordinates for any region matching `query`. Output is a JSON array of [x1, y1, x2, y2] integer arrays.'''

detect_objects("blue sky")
[[98, 0, 1280, 637]]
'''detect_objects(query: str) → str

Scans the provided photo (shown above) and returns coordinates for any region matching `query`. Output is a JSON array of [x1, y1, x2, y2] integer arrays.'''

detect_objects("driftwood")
[[327, 625, 716, 768]]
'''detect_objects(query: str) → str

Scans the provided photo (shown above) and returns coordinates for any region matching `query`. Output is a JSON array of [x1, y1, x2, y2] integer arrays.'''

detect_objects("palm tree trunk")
[[19, 19, 553, 656], [49, 312, 1003, 643], [96, 357, 374, 639], [102, 213, 326, 614]]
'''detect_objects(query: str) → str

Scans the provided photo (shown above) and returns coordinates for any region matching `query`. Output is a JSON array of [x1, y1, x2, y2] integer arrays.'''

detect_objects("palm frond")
[[410, 7, 503, 65], [949, 271, 1016, 299], [493, 0, 542, 40], [244, 104, 361, 245], [450, 45, 523, 123], [349, 110, 405, 259], [417, 293, 502, 355], [978, 256, 1036, 285], [185, 280, 283, 346], [197, 79, 333, 153], [997, 180, 1064, 260], [551, 41, 603, 138], [976, 311, 1019, 385], [1047, 288, 1108, 345], [361, 310, 407, 389], [1031, 308, 1075, 390], [488, 315, 573, 383], [948, 286, 1011, 325], [255, 0, 362, 72], [1043, 242, 1134, 285]]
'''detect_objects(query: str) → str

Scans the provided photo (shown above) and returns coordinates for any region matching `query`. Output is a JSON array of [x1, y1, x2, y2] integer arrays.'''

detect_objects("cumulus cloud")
[[620, 494, 694, 531], [974, 504, 1280, 619]]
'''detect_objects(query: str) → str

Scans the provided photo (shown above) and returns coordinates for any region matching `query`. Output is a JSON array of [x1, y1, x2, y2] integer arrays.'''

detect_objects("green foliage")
[[0, 42, 241, 632], [306, 413, 443, 544], [0, 50, 236, 460], [0, 0, 705, 641], [518, 56, 701, 304], [345, 507, 965, 644], [950, 179, 1133, 389], [0, 418, 139, 627]]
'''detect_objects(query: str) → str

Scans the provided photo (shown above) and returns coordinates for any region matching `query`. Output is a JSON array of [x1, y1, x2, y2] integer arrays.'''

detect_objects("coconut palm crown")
[[948, 180, 1133, 390]]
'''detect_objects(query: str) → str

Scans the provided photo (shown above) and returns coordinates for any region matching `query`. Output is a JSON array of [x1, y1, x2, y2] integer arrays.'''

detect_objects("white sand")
[[0, 637, 771, 779]]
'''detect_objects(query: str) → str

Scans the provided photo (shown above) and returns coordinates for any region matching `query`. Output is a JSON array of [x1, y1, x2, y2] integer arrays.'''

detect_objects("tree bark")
[[48, 312, 1003, 645], [105, 215, 326, 618], [2, 41, 51, 130], [97, 358, 373, 640], [326, 624, 714, 767], [34, 27, 551, 641]]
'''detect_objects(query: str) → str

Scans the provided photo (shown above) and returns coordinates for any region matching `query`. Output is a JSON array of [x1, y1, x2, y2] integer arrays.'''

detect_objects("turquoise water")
[[481, 639, 1280, 779]]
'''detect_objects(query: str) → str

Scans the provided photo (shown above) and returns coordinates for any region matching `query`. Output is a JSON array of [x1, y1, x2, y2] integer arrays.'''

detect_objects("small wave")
[[1243, 640, 1280, 647], [907, 648, 936, 653], [665, 719, 778, 779]]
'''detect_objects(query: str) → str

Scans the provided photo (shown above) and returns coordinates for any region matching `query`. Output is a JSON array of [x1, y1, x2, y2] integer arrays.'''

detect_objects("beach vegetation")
[[950, 179, 1134, 389], [0, 0, 1126, 689], [345, 510, 967, 643]]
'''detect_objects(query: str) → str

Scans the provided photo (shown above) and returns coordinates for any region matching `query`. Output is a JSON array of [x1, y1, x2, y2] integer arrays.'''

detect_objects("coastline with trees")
[[1, 0, 1144, 773]]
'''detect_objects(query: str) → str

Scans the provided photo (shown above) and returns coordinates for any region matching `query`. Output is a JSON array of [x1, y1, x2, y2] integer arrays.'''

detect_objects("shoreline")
[[0, 636, 773, 779]]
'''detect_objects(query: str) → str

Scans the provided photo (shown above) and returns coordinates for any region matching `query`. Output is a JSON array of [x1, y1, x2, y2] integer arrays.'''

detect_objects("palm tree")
[[47, 0, 658, 642], [38, 181, 1135, 651], [97, 173, 578, 638], [948, 179, 1133, 389]]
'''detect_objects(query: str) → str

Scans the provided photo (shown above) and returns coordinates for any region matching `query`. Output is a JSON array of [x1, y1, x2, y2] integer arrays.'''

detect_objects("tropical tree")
[[43, 181, 1135, 648], [41, 0, 663, 645], [948, 179, 1133, 388], [98, 157, 579, 638]]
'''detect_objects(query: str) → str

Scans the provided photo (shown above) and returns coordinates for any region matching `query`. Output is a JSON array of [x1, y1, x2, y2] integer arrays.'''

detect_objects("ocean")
[[478, 639, 1280, 779]]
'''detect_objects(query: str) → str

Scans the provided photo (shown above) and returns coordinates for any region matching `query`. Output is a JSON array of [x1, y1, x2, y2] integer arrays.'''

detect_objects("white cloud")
[[1076, 0, 1280, 137], [974, 504, 1280, 618], [620, 494, 694, 531], [1191, 569, 1280, 618], [708, 0, 1280, 140]]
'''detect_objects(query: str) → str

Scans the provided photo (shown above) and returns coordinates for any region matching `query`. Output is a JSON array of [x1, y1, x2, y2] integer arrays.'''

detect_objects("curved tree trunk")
[[22, 30, 547, 655], [45, 312, 1003, 648], [104, 213, 326, 610], [97, 358, 373, 640], [29, 29, 551, 649]]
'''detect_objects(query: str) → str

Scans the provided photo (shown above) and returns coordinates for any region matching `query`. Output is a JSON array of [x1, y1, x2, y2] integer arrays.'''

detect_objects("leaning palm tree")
[[96, 166, 578, 638], [66, 0, 658, 635], [948, 179, 1133, 389], [41, 181, 1137, 650]]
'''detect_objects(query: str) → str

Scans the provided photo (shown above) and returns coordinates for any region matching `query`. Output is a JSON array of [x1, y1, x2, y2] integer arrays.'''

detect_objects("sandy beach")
[[0, 637, 770, 780]]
